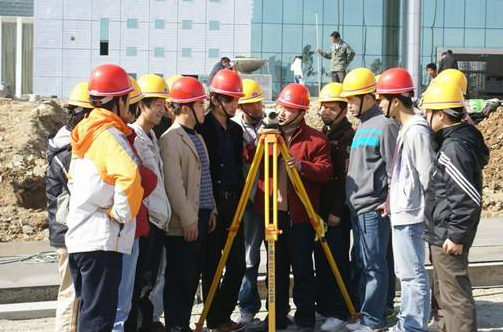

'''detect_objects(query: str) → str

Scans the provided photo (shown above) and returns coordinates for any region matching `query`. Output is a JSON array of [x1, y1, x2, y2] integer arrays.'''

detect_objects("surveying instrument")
[[195, 113, 357, 332]]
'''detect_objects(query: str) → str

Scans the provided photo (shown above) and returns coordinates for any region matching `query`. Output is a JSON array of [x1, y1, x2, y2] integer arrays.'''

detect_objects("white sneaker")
[[345, 319, 361, 331], [320, 317, 346, 331], [236, 312, 255, 325]]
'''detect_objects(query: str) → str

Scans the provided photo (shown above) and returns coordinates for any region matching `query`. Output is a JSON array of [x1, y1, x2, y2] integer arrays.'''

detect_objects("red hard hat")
[[277, 83, 310, 110], [210, 69, 245, 98], [87, 64, 133, 97], [170, 77, 207, 103], [376, 67, 414, 95]]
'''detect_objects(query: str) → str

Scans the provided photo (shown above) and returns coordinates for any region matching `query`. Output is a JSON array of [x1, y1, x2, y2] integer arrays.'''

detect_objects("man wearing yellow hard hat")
[[422, 81, 489, 332], [231, 78, 265, 326], [341, 68, 399, 331], [47, 81, 93, 332], [315, 82, 355, 331]]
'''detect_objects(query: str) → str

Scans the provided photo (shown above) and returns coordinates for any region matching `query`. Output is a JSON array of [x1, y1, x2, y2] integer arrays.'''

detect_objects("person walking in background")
[[291, 56, 304, 85], [317, 31, 355, 83]]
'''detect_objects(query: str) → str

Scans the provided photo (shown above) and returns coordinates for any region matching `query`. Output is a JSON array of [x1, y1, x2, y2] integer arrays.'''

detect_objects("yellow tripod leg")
[[195, 137, 266, 332], [278, 137, 358, 320]]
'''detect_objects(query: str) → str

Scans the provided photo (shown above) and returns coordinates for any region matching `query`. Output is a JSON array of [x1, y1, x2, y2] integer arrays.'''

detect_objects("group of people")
[[46, 60, 487, 332]]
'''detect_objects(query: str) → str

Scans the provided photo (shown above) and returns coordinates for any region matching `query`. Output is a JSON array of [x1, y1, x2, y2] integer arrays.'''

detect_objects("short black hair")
[[221, 57, 230, 63], [447, 50, 453, 55], [426, 62, 437, 71], [330, 31, 340, 38], [382, 92, 414, 109], [444, 107, 464, 123], [90, 95, 127, 113], [171, 102, 194, 116]]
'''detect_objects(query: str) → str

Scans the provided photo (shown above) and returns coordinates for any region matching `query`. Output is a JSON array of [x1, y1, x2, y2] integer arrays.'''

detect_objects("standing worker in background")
[[46, 82, 93, 332], [208, 57, 236, 85], [317, 31, 355, 83], [291, 56, 304, 85], [438, 50, 458, 73]]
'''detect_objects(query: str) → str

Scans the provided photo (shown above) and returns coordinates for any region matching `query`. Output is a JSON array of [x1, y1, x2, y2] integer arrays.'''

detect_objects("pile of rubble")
[[0, 97, 67, 241]]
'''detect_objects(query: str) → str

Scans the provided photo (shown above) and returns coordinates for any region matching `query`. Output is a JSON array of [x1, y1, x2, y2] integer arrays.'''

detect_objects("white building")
[[33, 0, 252, 98]]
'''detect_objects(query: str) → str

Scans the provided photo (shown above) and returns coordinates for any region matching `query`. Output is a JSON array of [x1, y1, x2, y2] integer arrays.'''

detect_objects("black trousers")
[[314, 212, 351, 320], [202, 194, 246, 328], [69, 250, 122, 332], [271, 212, 316, 329], [164, 209, 210, 329], [125, 224, 164, 331]]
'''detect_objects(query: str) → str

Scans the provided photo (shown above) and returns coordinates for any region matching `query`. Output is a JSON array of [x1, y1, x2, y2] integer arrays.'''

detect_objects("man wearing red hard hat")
[[254, 83, 332, 331]]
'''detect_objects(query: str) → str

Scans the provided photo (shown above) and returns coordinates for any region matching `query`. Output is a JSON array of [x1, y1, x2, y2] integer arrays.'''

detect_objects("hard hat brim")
[[238, 94, 265, 105]]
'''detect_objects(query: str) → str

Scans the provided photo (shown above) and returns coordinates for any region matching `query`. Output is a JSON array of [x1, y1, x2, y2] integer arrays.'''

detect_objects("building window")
[[128, 73, 137, 79], [209, 0, 219, 2], [209, 20, 220, 30], [155, 19, 165, 29], [209, 48, 219, 58], [182, 48, 191, 57], [154, 47, 165, 57], [99, 18, 109, 56], [126, 46, 138, 56], [127, 18, 138, 29], [182, 20, 192, 30]]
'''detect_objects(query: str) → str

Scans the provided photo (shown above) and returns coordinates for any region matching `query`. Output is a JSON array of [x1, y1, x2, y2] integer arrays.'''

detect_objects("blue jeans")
[[351, 211, 390, 329], [392, 223, 430, 332], [113, 238, 140, 332], [238, 205, 264, 315]]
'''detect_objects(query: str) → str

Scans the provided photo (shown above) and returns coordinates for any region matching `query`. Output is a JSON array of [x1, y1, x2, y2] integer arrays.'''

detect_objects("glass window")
[[465, 0, 486, 28], [444, 0, 464, 27], [364, 27, 382, 56], [209, 48, 219, 58], [126, 46, 137, 56], [343, 26, 363, 55], [302, 25, 317, 53], [182, 20, 192, 30], [155, 19, 165, 29], [100, 18, 109, 41], [444, 28, 465, 47], [182, 48, 191, 57], [209, 20, 220, 30], [486, 29, 503, 47], [464, 29, 485, 47], [252, 0, 263, 23], [154, 47, 165, 57], [343, 0, 363, 26], [323, 0, 338, 26], [128, 73, 137, 79], [262, 24, 282, 53], [251, 23, 262, 53], [487, 0, 503, 28], [283, 0, 303, 24], [422, 0, 445, 28], [263, 0, 283, 23], [282, 25, 303, 53], [303, 0, 323, 25], [364, 0, 384, 26], [127, 18, 138, 29], [209, 0, 219, 2]]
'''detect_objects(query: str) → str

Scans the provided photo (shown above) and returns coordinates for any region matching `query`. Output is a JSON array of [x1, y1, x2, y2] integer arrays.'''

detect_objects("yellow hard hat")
[[137, 74, 170, 99], [435, 69, 467, 95], [166, 74, 183, 93], [68, 82, 93, 109], [318, 83, 347, 104], [239, 79, 264, 104], [129, 76, 143, 104], [341, 68, 377, 97], [421, 81, 464, 110]]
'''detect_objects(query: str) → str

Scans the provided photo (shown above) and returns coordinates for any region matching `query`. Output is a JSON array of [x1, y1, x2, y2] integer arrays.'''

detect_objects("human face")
[[319, 101, 345, 126], [425, 109, 443, 132], [192, 100, 206, 124], [118, 95, 134, 124], [378, 96, 399, 118], [346, 95, 362, 117], [278, 105, 303, 127], [216, 95, 239, 118], [331, 35, 340, 44], [426, 68, 437, 79], [143, 98, 167, 127], [241, 101, 263, 124]]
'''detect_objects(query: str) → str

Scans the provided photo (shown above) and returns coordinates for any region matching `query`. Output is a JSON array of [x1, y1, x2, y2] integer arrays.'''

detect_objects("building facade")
[[31, 0, 503, 98]]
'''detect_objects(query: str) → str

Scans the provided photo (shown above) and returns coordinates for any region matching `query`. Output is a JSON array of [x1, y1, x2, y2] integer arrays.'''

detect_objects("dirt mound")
[[0, 97, 67, 241], [478, 106, 503, 217]]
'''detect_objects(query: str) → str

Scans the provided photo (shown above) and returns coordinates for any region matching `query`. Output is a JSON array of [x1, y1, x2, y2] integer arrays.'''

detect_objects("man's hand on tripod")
[[183, 222, 198, 242], [287, 157, 302, 171], [208, 212, 217, 233]]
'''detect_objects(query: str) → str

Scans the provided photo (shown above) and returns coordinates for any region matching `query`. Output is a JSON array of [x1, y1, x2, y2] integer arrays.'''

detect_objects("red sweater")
[[253, 120, 332, 224]]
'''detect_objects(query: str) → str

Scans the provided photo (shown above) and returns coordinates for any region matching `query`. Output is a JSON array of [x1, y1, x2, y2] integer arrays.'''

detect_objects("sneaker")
[[210, 321, 246, 332], [236, 312, 255, 325], [345, 319, 361, 331], [320, 317, 346, 331]]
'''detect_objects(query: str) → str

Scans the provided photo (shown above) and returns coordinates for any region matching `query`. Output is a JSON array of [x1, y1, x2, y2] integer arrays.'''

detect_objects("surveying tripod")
[[195, 129, 357, 332]]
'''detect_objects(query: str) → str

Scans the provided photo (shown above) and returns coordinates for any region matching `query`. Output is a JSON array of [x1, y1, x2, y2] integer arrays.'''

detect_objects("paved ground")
[[1, 287, 503, 331]]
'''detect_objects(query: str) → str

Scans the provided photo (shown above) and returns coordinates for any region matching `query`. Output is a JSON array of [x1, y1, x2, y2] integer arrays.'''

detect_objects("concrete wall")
[[33, 0, 251, 97]]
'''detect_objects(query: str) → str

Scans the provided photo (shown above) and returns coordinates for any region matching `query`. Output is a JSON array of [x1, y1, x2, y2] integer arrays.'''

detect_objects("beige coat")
[[159, 121, 216, 236]]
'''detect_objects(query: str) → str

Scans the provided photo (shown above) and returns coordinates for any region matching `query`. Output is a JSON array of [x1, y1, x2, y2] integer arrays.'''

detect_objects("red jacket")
[[254, 120, 332, 224]]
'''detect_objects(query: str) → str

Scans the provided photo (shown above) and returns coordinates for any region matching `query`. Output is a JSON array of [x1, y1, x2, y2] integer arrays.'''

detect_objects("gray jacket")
[[346, 105, 399, 214], [389, 115, 435, 226], [320, 40, 356, 72]]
